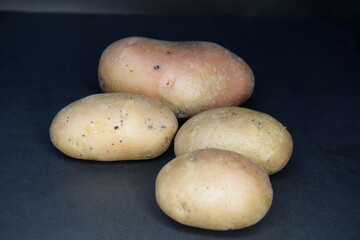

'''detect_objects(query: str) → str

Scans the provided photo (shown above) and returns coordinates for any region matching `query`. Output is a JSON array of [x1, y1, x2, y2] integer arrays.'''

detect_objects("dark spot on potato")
[[130, 70, 133, 72], [119, 140, 122, 143], [114, 126, 119, 130], [112, 143, 114, 146], [176, 108, 187, 118], [90, 147, 92, 150], [252, 119, 263, 128], [148, 125, 154, 130], [166, 81, 170, 85], [154, 65, 160, 70], [67, 139, 70, 141], [82, 134, 85, 137], [166, 51, 171, 55], [164, 137, 169, 144], [161, 125, 166, 129], [79, 154, 83, 157], [91, 121, 94, 123], [231, 112, 238, 116]]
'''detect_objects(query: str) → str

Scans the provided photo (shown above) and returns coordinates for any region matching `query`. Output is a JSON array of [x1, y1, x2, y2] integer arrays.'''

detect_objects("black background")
[[0, 10, 359, 240]]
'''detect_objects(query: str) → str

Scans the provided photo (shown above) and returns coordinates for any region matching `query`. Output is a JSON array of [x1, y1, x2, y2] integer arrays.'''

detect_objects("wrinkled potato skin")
[[98, 37, 254, 118], [50, 93, 178, 161], [155, 149, 273, 230], [174, 107, 293, 174]]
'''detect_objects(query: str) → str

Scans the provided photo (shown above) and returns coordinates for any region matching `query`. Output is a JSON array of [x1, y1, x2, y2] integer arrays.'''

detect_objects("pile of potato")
[[50, 37, 293, 231]]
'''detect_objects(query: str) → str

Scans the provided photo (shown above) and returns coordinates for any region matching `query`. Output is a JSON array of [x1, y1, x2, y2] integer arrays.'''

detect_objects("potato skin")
[[174, 107, 293, 174], [155, 148, 273, 230], [50, 93, 178, 161], [98, 36, 254, 118]]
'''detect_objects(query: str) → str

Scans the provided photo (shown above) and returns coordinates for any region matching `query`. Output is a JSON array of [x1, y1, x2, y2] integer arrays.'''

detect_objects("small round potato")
[[174, 107, 293, 174], [155, 148, 273, 230], [50, 93, 178, 161], [98, 37, 254, 118]]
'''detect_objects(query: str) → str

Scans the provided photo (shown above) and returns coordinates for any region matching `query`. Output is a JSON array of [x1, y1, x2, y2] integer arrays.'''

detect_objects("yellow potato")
[[174, 107, 293, 174], [50, 93, 178, 161], [98, 37, 254, 118], [155, 148, 273, 230]]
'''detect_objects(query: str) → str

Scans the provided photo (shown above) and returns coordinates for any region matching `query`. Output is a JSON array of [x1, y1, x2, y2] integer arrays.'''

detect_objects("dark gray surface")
[[0, 0, 359, 19], [0, 12, 359, 240]]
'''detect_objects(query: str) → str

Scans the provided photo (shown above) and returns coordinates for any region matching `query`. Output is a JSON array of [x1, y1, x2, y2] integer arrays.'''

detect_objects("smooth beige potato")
[[155, 148, 273, 230], [98, 36, 254, 118], [50, 93, 178, 161], [174, 107, 293, 174]]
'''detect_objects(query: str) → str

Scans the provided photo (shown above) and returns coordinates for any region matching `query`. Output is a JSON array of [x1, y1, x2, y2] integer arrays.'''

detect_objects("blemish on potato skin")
[[252, 119, 263, 128], [176, 108, 187, 118], [114, 126, 119, 130], [154, 65, 160, 70], [144, 152, 153, 159]]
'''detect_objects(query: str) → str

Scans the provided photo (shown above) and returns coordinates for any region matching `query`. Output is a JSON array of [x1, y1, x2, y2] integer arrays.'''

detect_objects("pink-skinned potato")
[[98, 37, 255, 118]]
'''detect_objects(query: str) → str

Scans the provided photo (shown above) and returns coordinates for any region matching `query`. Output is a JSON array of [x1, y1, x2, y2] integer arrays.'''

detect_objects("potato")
[[98, 36, 254, 118], [155, 148, 273, 230], [174, 107, 293, 174], [50, 93, 178, 161]]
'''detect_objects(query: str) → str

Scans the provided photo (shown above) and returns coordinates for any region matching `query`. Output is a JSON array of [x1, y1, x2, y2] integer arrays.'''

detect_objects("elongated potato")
[[50, 93, 178, 161], [156, 148, 273, 230], [174, 107, 293, 174], [98, 37, 254, 118]]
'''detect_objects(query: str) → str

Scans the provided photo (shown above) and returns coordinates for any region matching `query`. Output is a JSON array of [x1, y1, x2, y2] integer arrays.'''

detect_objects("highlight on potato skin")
[[174, 107, 293, 174], [49, 93, 178, 161], [155, 148, 273, 231], [98, 36, 255, 118]]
